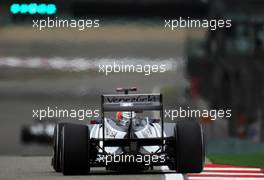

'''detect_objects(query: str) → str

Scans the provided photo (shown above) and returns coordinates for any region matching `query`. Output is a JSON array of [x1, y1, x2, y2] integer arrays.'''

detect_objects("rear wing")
[[101, 94, 162, 111]]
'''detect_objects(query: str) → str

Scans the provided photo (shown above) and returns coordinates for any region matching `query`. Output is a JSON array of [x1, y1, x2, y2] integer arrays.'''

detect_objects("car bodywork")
[[52, 88, 205, 174]]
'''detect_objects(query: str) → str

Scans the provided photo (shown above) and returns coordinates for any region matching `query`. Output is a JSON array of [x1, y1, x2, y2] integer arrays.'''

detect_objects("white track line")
[[199, 172, 264, 176], [161, 166, 185, 180], [0, 57, 179, 71], [188, 177, 264, 180], [188, 165, 264, 180], [204, 167, 261, 171]]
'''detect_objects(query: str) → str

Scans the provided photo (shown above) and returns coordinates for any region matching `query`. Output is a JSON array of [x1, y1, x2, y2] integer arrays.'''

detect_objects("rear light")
[[90, 119, 102, 124], [90, 120, 97, 124]]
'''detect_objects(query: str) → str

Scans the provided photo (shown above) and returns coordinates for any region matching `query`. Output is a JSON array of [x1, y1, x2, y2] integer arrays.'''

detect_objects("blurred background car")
[[21, 118, 57, 145]]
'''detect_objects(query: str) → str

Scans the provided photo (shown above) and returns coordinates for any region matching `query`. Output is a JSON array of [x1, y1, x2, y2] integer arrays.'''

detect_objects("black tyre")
[[173, 120, 205, 173], [61, 124, 90, 175], [52, 123, 67, 172], [21, 126, 33, 143]]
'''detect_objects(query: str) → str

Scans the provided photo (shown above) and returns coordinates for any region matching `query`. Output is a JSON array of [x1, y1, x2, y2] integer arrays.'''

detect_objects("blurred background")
[[0, 0, 264, 166]]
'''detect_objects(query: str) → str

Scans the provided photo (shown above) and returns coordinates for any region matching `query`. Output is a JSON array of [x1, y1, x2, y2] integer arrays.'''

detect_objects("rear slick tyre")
[[174, 120, 205, 173], [52, 123, 67, 172], [61, 124, 90, 175]]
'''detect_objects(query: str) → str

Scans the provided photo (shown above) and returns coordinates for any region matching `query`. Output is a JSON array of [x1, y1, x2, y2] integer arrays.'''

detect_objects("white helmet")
[[121, 111, 136, 119]]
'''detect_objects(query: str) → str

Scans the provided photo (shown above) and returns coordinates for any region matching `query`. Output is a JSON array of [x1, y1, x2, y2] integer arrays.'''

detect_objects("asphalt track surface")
[[1, 156, 264, 180], [0, 156, 185, 180]]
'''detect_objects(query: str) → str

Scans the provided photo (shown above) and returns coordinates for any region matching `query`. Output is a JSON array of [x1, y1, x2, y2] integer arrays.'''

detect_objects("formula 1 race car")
[[52, 87, 205, 175], [21, 118, 57, 144]]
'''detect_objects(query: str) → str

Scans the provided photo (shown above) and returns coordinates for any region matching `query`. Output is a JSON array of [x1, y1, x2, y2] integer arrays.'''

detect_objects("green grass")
[[208, 154, 264, 168]]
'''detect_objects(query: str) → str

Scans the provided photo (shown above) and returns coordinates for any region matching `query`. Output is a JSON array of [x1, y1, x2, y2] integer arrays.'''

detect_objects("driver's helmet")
[[116, 111, 136, 124]]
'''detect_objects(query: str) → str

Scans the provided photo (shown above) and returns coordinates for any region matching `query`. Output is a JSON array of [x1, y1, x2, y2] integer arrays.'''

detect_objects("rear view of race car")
[[52, 88, 205, 175]]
